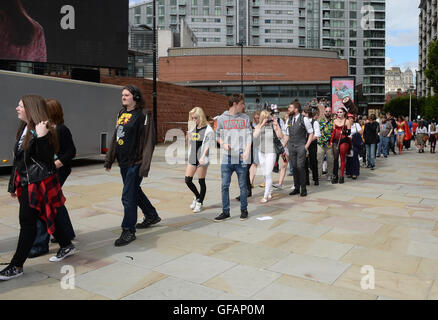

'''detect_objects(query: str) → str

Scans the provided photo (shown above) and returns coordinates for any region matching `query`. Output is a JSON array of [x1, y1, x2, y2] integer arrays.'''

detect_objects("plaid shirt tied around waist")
[[14, 172, 65, 235]]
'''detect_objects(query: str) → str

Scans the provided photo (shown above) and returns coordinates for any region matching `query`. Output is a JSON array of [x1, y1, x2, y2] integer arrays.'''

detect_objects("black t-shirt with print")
[[189, 126, 207, 165], [115, 108, 144, 168]]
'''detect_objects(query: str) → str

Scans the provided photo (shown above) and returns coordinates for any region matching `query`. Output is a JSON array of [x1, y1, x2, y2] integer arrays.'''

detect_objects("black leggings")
[[11, 185, 71, 268], [185, 176, 206, 204]]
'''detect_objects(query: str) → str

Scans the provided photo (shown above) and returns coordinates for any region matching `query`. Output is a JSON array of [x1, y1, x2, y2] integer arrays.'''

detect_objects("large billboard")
[[0, 0, 128, 68], [330, 76, 355, 113]]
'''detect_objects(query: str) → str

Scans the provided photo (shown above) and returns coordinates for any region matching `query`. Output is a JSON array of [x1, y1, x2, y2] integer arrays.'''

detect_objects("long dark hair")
[[0, 0, 36, 46], [16, 95, 59, 153]]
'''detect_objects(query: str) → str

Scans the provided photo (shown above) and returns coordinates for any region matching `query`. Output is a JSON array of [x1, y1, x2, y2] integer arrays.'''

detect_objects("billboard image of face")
[[0, 0, 128, 68], [331, 78, 355, 113]]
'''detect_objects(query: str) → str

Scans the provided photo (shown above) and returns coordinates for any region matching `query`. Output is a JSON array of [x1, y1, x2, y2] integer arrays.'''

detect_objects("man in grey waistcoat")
[[282, 101, 314, 197]]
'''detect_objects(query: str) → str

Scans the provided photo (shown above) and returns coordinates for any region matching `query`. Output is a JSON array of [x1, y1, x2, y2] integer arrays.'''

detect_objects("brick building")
[[159, 46, 348, 110]]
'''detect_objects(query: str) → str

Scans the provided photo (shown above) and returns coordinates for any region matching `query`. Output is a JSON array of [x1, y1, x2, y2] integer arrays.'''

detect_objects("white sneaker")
[[290, 185, 295, 190], [193, 201, 203, 213], [272, 184, 282, 189], [190, 197, 197, 209], [260, 197, 268, 203]]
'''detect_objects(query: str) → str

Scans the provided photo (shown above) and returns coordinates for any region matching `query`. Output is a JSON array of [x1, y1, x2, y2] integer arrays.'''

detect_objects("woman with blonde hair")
[[186, 107, 214, 213], [253, 110, 283, 202]]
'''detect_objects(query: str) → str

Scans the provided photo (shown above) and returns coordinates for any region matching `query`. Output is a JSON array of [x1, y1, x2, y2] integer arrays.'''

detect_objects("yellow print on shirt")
[[117, 113, 132, 125], [191, 132, 200, 141]]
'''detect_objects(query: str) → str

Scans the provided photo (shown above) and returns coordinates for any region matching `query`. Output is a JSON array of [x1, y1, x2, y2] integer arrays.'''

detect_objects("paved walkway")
[[0, 146, 438, 299]]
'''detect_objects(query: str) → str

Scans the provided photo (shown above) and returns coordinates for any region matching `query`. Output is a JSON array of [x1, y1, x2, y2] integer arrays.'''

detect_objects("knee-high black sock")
[[185, 176, 200, 200], [198, 178, 206, 204]]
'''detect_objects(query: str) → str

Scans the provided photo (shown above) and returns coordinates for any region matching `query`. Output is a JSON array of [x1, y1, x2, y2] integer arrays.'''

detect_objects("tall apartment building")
[[418, 0, 438, 97], [129, 0, 386, 109], [385, 67, 414, 93]]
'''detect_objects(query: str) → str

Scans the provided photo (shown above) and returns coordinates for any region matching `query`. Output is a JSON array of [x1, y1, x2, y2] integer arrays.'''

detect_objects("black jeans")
[[307, 142, 318, 181], [11, 185, 71, 268]]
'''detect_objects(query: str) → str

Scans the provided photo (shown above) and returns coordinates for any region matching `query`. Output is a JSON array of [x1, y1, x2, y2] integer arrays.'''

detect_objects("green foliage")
[[384, 96, 418, 117], [425, 40, 438, 93], [420, 95, 438, 120]]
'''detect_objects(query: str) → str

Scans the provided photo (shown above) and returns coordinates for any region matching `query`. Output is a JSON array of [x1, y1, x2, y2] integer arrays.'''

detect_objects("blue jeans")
[[381, 136, 390, 156], [120, 165, 158, 232], [376, 139, 382, 156], [365, 144, 376, 168], [221, 160, 248, 214]]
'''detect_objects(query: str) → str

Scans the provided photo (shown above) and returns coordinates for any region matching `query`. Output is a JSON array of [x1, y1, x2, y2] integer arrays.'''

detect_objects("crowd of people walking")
[[2, 86, 437, 281]]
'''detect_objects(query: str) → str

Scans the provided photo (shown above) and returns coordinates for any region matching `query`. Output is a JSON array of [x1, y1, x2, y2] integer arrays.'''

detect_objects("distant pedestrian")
[[104, 85, 161, 247], [185, 107, 214, 213], [317, 106, 334, 182], [330, 106, 352, 184], [363, 114, 380, 170], [428, 121, 437, 153], [284, 101, 314, 196], [416, 121, 428, 153], [346, 114, 362, 179]]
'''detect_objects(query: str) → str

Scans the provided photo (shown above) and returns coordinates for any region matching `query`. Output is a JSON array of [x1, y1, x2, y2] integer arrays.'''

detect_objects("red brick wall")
[[99, 76, 228, 142], [159, 55, 348, 82]]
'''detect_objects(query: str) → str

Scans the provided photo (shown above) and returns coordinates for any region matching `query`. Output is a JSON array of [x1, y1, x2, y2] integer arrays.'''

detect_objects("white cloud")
[[387, 30, 419, 47], [386, 0, 421, 32]]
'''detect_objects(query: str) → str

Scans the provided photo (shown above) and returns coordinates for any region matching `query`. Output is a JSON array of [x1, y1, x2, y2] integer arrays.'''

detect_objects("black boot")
[[314, 180, 319, 186], [339, 176, 344, 184], [331, 176, 338, 184]]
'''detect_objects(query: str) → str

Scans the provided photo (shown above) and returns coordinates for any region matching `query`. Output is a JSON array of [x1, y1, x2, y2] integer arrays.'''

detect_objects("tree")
[[425, 40, 438, 94], [384, 96, 420, 118]]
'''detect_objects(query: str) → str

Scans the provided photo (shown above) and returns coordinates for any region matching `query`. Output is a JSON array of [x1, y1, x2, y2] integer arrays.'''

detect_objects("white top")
[[417, 127, 428, 134], [18, 126, 28, 150], [350, 122, 362, 137], [312, 119, 321, 138], [285, 114, 314, 135], [428, 124, 437, 135]]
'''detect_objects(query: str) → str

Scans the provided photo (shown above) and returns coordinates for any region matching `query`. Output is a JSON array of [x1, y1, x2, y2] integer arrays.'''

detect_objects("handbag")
[[272, 128, 285, 155]]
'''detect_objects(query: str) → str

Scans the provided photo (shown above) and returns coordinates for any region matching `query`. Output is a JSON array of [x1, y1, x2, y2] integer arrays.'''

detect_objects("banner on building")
[[330, 76, 356, 114]]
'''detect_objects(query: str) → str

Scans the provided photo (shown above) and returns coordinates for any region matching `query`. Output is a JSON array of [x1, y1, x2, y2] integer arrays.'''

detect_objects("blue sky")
[[129, 0, 419, 73]]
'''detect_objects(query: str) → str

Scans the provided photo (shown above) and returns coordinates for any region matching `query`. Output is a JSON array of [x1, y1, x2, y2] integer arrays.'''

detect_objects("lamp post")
[[152, 0, 158, 138], [409, 85, 414, 122], [237, 41, 244, 94]]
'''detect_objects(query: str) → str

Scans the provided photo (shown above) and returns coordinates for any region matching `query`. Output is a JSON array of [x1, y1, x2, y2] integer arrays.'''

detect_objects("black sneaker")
[[289, 188, 300, 196], [49, 244, 76, 262], [331, 176, 338, 184], [300, 189, 307, 197], [0, 264, 23, 281], [236, 193, 252, 201], [240, 210, 248, 221], [114, 230, 136, 247], [314, 180, 319, 186], [28, 248, 49, 259], [136, 216, 161, 229], [339, 177, 345, 184], [214, 212, 230, 222]]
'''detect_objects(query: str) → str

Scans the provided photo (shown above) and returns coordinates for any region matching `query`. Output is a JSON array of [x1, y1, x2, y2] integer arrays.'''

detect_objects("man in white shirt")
[[283, 102, 314, 197]]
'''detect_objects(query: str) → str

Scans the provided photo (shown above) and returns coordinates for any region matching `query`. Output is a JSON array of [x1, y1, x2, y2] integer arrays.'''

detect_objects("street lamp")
[[152, 0, 158, 138], [409, 85, 414, 122], [237, 41, 244, 94]]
